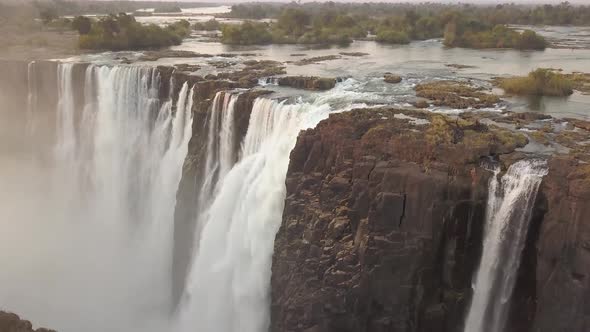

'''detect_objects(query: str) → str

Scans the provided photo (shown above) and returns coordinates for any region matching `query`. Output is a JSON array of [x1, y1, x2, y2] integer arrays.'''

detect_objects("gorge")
[[1, 51, 589, 332]]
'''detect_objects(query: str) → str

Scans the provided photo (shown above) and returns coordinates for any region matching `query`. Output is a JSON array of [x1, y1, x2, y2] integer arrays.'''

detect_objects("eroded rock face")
[[271, 108, 590, 332], [0, 312, 55, 332], [533, 157, 590, 332], [271, 109, 529, 332]]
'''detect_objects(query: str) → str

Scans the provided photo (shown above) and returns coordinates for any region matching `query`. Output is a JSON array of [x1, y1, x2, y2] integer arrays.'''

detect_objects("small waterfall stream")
[[464, 160, 548, 332]]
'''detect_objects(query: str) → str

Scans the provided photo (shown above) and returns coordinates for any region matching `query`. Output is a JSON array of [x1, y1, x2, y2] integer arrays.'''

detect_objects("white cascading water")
[[199, 91, 240, 208], [177, 98, 332, 332], [4, 63, 364, 332], [0, 62, 194, 332], [464, 160, 548, 332]]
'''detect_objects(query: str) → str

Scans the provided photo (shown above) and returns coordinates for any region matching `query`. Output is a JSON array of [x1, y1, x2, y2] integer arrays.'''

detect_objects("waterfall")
[[177, 98, 331, 332], [464, 160, 548, 332], [199, 91, 240, 209], [0, 62, 194, 332], [6, 60, 349, 332]]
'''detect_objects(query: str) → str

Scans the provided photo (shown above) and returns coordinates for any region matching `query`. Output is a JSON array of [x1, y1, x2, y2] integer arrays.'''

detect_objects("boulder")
[[384, 73, 402, 83], [278, 76, 337, 91]]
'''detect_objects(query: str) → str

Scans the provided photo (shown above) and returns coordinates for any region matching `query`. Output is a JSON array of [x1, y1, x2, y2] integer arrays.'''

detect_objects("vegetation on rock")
[[193, 19, 221, 31], [443, 22, 546, 50], [221, 3, 556, 49], [226, 2, 590, 26], [221, 8, 366, 46], [220, 21, 272, 45], [77, 14, 191, 50], [153, 5, 182, 13], [415, 81, 501, 109], [496, 68, 575, 97]]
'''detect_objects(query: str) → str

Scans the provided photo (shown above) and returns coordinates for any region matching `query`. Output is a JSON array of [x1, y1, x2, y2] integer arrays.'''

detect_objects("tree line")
[[219, 4, 552, 50]]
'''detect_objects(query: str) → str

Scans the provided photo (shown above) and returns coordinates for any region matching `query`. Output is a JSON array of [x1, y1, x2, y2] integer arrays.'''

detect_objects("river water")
[[130, 12, 590, 119]]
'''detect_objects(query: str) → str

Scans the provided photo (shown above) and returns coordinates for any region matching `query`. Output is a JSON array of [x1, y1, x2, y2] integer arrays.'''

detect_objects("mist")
[[0, 62, 193, 332]]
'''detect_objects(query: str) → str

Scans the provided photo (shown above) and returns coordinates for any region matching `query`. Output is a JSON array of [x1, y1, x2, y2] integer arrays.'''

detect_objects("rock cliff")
[[271, 108, 590, 332], [0, 312, 55, 332]]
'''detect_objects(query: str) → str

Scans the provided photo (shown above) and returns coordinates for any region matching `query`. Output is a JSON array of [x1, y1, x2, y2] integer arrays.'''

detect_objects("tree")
[[72, 16, 92, 35], [39, 7, 58, 24]]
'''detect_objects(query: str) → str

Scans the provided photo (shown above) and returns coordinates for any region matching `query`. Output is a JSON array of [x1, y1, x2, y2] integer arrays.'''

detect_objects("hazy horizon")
[[3, 0, 589, 4]]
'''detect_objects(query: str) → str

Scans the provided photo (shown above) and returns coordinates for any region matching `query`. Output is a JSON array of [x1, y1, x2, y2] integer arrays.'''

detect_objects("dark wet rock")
[[294, 55, 341, 66], [271, 107, 590, 332], [339, 52, 369, 57], [413, 100, 430, 108], [290, 53, 307, 57], [215, 60, 286, 87], [271, 108, 532, 332], [415, 81, 501, 109], [567, 118, 590, 131], [445, 63, 477, 69], [533, 155, 590, 332], [138, 50, 243, 62], [157, 60, 285, 92], [138, 50, 215, 61], [278, 76, 337, 91], [174, 64, 201, 72], [0, 311, 56, 332], [384, 73, 402, 83], [208, 61, 237, 69]]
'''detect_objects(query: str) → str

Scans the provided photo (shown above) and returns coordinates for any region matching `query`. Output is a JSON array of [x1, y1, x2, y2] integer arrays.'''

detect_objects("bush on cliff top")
[[499, 68, 574, 97]]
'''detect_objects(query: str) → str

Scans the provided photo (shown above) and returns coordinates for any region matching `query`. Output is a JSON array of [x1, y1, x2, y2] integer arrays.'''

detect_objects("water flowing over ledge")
[[177, 97, 332, 332], [464, 160, 548, 332], [1, 60, 590, 332], [2, 62, 194, 332]]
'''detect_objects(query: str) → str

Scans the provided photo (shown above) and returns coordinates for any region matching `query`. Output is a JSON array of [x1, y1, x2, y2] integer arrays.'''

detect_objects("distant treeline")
[[224, 2, 590, 26], [18, 1, 217, 17], [219, 4, 550, 50], [72, 14, 191, 50]]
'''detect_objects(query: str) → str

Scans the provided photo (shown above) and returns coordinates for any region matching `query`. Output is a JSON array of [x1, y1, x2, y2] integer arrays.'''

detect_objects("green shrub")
[[72, 16, 91, 35], [516, 29, 547, 50], [220, 21, 272, 45], [77, 14, 190, 50], [499, 68, 574, 96], [376, 29, 410, 44], [154, 5, 182, 13], [193, 19, 221, 31]]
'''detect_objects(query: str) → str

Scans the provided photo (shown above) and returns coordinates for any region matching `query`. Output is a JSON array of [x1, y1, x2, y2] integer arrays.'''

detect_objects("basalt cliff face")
[[270, 109, 590, 332], [0, 312, 55, 332]]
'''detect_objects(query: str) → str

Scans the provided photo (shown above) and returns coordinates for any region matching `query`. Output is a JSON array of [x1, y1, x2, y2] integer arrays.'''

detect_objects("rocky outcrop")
[[0, 312, 55, 332], [533, 156, 590, 332], [384, 73, 402, 84], [278, 76, 337, 91], [271, 109, 533, 332], [415, 81, 500, 109], [271, 108, 590, 332]]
